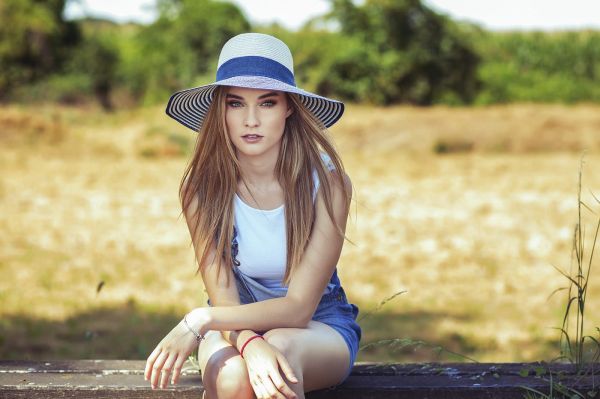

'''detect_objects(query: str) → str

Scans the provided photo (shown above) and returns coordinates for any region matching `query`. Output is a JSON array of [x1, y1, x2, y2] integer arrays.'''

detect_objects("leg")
[[197, 330, 254, 399], [263, 320, 351, 397]]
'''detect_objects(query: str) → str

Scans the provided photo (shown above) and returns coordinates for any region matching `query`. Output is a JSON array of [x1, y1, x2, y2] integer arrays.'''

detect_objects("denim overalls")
[[229, 225, 361, 382]]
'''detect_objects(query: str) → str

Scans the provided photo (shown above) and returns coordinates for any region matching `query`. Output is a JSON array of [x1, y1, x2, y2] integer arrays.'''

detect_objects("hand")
[[144, 309, 210, 389], [242, 337, 299, 399]]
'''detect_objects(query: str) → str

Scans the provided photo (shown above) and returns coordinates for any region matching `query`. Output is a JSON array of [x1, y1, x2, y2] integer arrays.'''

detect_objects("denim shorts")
[[231, 266, 362, 383]]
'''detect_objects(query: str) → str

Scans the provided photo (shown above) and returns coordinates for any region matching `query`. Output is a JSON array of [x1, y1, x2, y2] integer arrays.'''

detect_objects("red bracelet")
[[240, 334, 264, 358]]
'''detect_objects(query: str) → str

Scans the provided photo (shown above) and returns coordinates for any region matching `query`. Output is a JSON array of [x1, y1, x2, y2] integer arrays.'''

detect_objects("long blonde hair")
[[179, 86, 350, 285]]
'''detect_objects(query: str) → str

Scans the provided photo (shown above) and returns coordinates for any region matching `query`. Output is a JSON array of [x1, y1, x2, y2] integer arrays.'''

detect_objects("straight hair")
[[179, 86, 350, 285]]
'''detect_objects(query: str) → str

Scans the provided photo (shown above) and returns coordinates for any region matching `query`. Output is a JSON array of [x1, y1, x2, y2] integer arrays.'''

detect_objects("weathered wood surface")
[[0, 360, 598, 399]]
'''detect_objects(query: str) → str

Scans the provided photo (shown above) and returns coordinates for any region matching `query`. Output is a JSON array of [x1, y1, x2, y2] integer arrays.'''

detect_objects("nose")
[[244, 106, 260, 128]]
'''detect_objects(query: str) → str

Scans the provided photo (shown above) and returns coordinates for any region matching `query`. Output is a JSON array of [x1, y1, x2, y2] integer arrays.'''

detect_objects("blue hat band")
[[216, 56, 296, 87]]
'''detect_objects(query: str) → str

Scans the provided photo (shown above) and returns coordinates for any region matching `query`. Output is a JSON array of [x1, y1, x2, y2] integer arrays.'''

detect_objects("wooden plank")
[[0, 360, 586, 376], [349, 362, 586, 376], [0, 360, 201, 399], [0, 361, 598, 399], [0, 360, 160, 374], [1, 388, 200, 399]]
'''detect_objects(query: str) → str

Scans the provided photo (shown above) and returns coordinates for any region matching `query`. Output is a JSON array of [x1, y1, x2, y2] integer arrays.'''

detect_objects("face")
[[225, 87, 293, 159]]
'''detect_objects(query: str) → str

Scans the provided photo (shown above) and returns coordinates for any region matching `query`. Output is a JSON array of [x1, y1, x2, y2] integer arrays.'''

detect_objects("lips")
[[241, 134, 263, 143]]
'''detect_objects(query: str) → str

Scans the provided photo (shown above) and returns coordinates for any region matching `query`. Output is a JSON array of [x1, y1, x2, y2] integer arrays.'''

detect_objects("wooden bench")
[[0, 360, 598, 398]]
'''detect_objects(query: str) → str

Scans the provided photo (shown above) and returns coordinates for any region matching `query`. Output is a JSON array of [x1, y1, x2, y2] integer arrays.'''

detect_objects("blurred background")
[[1, 0, 599, 364]]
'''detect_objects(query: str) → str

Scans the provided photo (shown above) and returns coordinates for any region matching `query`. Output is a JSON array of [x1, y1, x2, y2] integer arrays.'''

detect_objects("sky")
[[63, 0, 600, 31]]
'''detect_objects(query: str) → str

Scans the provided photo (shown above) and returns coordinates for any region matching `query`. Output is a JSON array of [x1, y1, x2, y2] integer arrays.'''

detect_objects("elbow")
[[286, 297, 314, 328], [294, 314, 312, 329]]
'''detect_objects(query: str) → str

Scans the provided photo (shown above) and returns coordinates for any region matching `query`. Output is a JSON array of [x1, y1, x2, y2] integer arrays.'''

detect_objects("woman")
[[144, 33, 361, 399]]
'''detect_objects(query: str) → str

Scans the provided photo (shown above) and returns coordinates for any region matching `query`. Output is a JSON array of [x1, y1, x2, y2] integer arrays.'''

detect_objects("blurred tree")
[[127, 0, 251, 104], [0, 0, 80, 100], [67, 26, 119, 110], [278, 29, 380, 103], [323, 0, 480, 105], [472, 30, 600, 103]]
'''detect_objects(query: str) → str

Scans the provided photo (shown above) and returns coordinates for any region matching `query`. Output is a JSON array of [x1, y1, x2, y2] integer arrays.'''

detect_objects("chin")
[[235, 145, 268, 158], [234, 141, 280, 158]]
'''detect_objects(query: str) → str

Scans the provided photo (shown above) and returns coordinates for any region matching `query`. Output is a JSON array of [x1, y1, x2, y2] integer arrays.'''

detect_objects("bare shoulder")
[[323, 169, 353, 202], [180, 175, 200, 221]]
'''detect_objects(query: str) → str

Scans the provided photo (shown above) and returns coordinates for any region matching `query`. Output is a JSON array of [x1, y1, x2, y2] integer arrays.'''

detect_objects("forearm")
[[222, 329, 262, 351], [209, 300, 258, 351], [193, 296, 309, 335]]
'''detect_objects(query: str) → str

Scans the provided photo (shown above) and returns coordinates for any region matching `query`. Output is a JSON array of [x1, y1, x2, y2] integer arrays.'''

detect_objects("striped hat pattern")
[[165, 33, 345, 131]]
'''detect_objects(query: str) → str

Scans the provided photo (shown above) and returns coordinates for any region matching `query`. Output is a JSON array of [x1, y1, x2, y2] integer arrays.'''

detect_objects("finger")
[[255, 373, 277, 399], [258, 372, 285, 399], [160, 353, 178, 389], [250, 375, 268, 399], [269, 369, 297, 399], [151, 351, 169, 389], [171, 355, 187, 385], [276, 352, 299, 384], [144, 346, 162, 381]]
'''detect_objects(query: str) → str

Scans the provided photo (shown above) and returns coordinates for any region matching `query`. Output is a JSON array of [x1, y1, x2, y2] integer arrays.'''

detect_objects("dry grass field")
[[1, 102, 599, 363]]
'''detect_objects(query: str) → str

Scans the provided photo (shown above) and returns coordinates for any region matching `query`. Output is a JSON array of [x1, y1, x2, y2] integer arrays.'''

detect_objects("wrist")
[[187, 307, 213, 336], [235, 330, 259, 351], [240, 334, 264, 358]]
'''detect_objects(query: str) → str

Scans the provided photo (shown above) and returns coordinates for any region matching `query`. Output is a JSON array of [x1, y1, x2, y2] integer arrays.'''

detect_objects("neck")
[[236, 148, 280, 188]]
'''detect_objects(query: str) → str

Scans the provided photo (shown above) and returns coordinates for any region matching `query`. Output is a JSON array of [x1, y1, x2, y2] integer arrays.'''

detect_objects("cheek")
[[225, 112, 245, 143], [225, 111, 235, 130], [266, 111, 288, 134]]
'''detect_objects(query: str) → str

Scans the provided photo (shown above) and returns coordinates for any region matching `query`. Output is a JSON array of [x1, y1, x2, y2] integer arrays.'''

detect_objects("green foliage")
[[11, 72, 92, 104], [258, 28, 379, 102], [0, 0, 80, 99], [8, 18, 121, 109], [320, 0, 480, 105], [2, 0, 600, 106], [472, 30, 600, 104], [126, 0, 250, 105], [260, 0, 480, 106], [62, 23, 120, 109]]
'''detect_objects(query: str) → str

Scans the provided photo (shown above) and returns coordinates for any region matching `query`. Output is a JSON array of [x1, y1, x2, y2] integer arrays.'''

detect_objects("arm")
[[199, 244, 299, 398], [198, 244, 259, 351], [180, 183, 257, 351], [145, 184, 299, 397], [188, 171, 352, 335]]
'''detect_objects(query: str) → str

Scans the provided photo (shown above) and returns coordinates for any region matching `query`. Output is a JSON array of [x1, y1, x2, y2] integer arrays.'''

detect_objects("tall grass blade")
[[358, 290, 407, 322], [556, 156, 600, 371], [589, 189, 600, 206]]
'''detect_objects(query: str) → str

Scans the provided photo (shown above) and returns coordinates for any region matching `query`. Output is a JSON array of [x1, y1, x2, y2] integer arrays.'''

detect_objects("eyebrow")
[[226, 91, 280, 100]]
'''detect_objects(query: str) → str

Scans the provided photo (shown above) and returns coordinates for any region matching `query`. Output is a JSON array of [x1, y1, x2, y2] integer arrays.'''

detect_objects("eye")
[[227, 100, 243, 108], [261, 100, 276, 107]]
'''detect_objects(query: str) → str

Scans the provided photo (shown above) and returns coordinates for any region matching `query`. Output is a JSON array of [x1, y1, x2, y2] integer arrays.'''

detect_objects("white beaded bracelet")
[[183, 313, 205, 344]]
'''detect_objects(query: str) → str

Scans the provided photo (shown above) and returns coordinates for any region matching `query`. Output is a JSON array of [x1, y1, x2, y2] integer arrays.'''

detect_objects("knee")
[[203, 354, 253, 399]]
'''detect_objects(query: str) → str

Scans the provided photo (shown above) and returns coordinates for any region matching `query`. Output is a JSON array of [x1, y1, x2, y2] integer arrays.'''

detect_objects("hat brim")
[[165, 76, 344, 132]]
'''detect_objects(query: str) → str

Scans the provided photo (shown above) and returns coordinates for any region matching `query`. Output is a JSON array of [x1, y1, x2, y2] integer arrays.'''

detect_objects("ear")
[[285, 106, 294, 118]]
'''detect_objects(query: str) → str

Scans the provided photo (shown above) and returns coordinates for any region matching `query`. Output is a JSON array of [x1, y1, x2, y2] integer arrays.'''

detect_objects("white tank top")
[[234, 153, 334, 289]]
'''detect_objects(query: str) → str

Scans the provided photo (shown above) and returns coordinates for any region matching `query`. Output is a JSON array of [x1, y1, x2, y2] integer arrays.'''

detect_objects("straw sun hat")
[[165, 32, 345, 131]]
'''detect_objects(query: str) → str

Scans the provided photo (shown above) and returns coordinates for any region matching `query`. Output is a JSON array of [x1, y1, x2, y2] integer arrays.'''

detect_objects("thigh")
[[264, 320, 351, 392]]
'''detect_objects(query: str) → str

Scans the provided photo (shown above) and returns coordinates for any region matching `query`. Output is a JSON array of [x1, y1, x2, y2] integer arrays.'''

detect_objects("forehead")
[[225, 87, 284, 99]]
